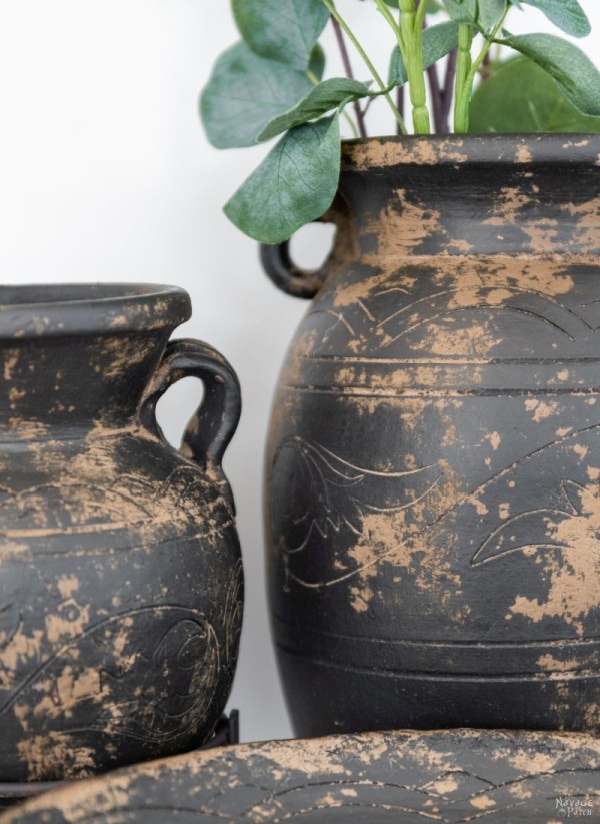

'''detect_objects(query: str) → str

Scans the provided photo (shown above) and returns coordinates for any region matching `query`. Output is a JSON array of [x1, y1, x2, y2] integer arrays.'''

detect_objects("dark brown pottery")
[[263, 134, 600, 737], [0, 283, 243, 781], [2, 728, 600, 822]]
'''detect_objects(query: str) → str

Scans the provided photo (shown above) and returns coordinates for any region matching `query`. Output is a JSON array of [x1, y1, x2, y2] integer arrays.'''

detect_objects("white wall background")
[[0, 1, 599, 744]]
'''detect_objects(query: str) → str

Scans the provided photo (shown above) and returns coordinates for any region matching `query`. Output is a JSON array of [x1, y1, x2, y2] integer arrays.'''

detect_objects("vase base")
[[277, 646, 599, 738]]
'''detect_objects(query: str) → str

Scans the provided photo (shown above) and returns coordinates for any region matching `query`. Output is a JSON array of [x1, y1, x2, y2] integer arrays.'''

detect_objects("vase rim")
[[0, 282, 191, 339], [341, 133, 600, 169]]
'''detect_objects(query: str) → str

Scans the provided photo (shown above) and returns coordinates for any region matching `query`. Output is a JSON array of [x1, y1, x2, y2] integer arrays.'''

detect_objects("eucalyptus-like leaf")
[[518, 0, 590, 38], [258, 79, 371, 142], [200, 42, 312, 149], [232, 0, 330, 71], [388, 21, 459, 85], [477, 0, 508, 31], [469, 55, 600, 132], [440, 0, 477, 24], [501, 32, 600, 116], [442, 0, 505, 30], [224, 115, 341, 244], [309, 44, 326, 81]]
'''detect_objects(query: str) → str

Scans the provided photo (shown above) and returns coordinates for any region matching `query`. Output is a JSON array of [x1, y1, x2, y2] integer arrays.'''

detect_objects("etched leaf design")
[[377, 285, 594, 350], [0, 602, 20, 650], [0, 606, 220, 745], [272, 436, 442, 554], [471, 479, 594, 566]]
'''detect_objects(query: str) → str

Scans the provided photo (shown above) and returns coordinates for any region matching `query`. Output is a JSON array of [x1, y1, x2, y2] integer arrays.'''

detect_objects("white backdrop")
[[1, 1, 599, 744]]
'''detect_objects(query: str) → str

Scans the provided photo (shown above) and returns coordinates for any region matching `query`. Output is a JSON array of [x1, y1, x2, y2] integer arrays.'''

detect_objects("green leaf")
[[469, 55, 600, 132], [224, 115, 341, 243], [200, 42, 312, 149], [232, 0, 330, 70], [442, 0, 507, 30], [501, 32, 600, 116], [518, 0, 590, 38], [309, 44, 326, 81], [477, 0, 508, 31], [426, 0, 444, 13], [389, 21, 459, 85], [258, 78, 370, 142], [440, 0, 477, 24]]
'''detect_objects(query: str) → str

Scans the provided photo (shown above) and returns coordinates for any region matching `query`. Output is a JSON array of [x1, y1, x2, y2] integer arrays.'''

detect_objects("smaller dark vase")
[[0, 283, 243, 782]]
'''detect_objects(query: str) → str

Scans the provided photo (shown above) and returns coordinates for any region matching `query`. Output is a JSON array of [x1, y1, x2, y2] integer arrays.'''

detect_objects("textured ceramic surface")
[[0, 712, 240, 812], [2, 728, 600, 822], [0, 284, 243, 781], [264, 135, 600, 736]]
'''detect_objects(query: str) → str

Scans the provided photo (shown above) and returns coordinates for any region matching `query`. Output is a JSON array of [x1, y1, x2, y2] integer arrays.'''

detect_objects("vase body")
[[265, 135, 600, 736], [0, 283, 243, 781]]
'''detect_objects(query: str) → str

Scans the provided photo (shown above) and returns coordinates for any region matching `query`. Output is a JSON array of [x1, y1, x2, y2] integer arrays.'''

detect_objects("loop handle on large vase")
[[260, 241, 328, 299], [140, 339, 241, 509], [260, 214, 337, 299]]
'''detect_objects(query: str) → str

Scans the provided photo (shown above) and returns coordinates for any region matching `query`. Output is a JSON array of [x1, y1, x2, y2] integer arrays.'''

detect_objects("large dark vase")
[[263, 134, 600, 737], [0, 283, 243, 781]]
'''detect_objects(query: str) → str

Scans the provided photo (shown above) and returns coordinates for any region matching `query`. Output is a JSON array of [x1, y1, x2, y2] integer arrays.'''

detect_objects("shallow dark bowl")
[[1, 727, 600, 822]]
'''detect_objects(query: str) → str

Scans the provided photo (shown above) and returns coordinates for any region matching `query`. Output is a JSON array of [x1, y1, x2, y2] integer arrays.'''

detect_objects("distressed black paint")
[[264, 135, 600, 736], [3, 729, 600, 822], [0, 284, 243, 781]]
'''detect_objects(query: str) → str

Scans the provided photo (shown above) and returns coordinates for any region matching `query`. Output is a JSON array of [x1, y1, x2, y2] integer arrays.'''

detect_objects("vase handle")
[[260, 198, 350, 298], [140, 339, 241, 509], [260, 240, 330, 300]]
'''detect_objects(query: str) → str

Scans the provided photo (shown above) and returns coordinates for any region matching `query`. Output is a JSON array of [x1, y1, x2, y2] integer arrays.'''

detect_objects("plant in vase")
[[201, 0, 600, 242], [201, 2, 600, 739]]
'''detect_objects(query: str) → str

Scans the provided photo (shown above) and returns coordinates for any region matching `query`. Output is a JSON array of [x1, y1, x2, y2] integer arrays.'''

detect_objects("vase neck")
[[0, 283, 191, 438], [338, 136, 600, 258], [0, 331, 169, 436]]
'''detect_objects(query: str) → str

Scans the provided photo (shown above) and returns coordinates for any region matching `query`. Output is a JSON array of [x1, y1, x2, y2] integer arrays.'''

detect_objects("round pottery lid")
[[2, 728, 600, 822]]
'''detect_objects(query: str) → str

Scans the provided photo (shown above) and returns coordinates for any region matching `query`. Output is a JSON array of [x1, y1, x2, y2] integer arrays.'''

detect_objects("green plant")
[[201, 0, 600, 243]]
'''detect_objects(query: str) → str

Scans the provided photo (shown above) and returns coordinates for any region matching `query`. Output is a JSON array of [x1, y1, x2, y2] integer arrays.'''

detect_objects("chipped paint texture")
[[3, 728, 600, 823], [508, 481, 600, 635], [265, 135, 600, 736], [0, 285, 242, 781]]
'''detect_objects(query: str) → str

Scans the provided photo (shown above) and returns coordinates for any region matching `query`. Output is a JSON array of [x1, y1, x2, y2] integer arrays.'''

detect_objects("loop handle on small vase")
[[139, 339, 241, 511]]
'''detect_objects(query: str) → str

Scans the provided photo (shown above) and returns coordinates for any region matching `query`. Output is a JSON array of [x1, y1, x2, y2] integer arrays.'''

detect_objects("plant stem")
[[453, 23, 473, 132], [373, 0, 403, 41], [421, 8, 446, 134], [455, 15, 508, 132], [441, 47, 457, 128], [322, 0, 408, 134], [398, 0, 431, 134], [415, 0, 428, 30], [342, 112, 360, 139], [427, 63, 445, 133], [479, 49, 492, 81], [396, 84, 404, 135], [330, 15, 367, 138]]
